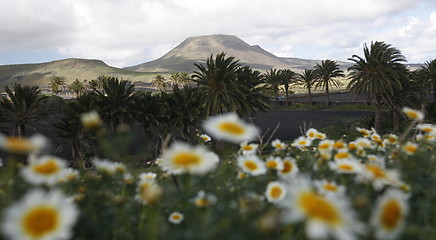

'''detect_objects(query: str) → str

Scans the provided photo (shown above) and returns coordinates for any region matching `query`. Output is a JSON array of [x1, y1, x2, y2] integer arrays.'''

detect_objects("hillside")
[[0, 58, 153, 88], [125, 34, 335, 73]]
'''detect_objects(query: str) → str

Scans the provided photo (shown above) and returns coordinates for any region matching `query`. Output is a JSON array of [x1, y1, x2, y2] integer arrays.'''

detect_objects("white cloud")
[[0, 0, 434, 67]]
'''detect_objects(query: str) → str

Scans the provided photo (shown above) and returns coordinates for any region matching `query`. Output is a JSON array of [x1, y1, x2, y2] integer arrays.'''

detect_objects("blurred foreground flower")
[[20, 155, 70, 186], [402, 107, 424, 121], [160, 142, 219, 175], [371, 189, 409, 240], [279, 177, 364, 240], [237, 154, 266, 176], [80, 110, 103, 130], [0, 134, 47, 155], [1, 189, 78, 240], [202, 112, 259, 143], [192, 190, 217, 207], [265, 181, 286, 203], [168, 212, 184, 224]]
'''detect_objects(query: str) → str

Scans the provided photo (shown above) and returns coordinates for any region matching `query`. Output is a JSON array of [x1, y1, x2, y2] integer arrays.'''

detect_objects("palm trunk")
[[285, 84, 290, 106], [325, 82, 330, 105], [307, 87, 313, 106], [374, 97, 383, 133], [17, 123, 26, 137], [393, 109, 401, 133]]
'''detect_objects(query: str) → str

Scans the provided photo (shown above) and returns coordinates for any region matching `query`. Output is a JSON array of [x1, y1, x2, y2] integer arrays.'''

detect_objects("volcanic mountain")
[[125, 34, 331, 73]]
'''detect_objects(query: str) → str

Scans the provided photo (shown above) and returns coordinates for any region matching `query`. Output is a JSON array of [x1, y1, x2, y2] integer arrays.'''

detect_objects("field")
[[0, 107, 435, 240]]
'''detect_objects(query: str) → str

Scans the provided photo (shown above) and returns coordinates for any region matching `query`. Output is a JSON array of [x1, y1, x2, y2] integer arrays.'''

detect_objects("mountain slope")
[[0, 58, 152, 88], [125, 34, 299, 72]]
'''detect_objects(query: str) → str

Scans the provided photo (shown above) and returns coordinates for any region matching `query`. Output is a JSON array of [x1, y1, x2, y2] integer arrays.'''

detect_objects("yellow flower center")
[[323, 183, 338, 191], [404, 145, 417, 153], [318, 143, 331, 150], [406, 111, 419, 119], [338, 164, 354, 171], [348, 143, 357, 150], [275, 144, 283, 149], [422, 127, 433, 133], [334, 142, 345, 149], [242, 145, 253, 151], [298, 140, 307, 145], [244, 160, 258, 171], [299, 191, 341, 224], [172, 214, 181, 220], [33, 160, 60, 175], [218, 122, 245, 135], [308, 132, 315, 138], [173, 153, 200, 166], [22, 206, 59, 238], [281, 161, 293, 173], [380, 200, 402, 230], [266, 161, 278, 169], [334, 152, 350, 159], [366, 165, 386, 178], [269, 186, 283, 199], [6, 137, 34, 153], [195, 198, 209, 207]]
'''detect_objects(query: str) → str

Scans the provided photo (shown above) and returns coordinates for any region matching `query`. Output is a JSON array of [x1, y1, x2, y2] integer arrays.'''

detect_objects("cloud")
[[1, 0, 434, 67]]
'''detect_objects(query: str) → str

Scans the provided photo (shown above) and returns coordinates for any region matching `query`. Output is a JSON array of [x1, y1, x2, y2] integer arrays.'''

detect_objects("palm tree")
[[280, 69, 298, 106], [420, 59, 436, 103], [68, 79, 86, 98], [48, 76, 66, 95], [297, 69, 317, 106], [192, 52, 242, 116], [168, 72, 191, 88], [95, 77, 139, 133], [314, 59, 345, 105], [347, 41, 407, 132], [86, 79, 101, 93], [152, 75, 167, 92], [262, 68, 283, 104], [0, 84, 48, 136]]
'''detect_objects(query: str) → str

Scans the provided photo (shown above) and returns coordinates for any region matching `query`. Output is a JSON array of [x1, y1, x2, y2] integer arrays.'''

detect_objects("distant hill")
[[125, 34, 349, 73], [0, 58, 153, 88]]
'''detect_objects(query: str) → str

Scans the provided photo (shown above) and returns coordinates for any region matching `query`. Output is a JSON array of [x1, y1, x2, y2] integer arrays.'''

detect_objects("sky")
[[0, 0, 435, 68]]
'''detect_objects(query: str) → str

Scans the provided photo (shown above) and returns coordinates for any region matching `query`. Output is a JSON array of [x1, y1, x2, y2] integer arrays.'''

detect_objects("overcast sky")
[[0, 0, 435, 67]]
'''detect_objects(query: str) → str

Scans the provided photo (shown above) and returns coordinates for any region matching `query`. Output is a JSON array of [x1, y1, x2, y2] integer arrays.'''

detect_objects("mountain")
[[125, 34, 345, 73], [0, 58, 153, 88]]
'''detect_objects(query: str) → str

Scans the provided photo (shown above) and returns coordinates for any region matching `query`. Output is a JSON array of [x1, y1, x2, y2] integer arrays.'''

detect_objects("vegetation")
[[0, 84, 48, 136], [347, 41, 412, 133], [314, 59, 345, 106]]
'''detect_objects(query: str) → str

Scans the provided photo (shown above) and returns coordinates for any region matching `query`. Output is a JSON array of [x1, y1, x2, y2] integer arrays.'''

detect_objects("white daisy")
[[401, 142, 418, 155], [371, 189, 409, 240], [402, 107, 424, 121], [306, 128, 319, 140], [333, 149, 354, 161], [292, 136, 312, 151], [279, 177, 364, 240], [416, 123, 436, 134], [138, 172, 157, 181], [20, 155, 69, 186], [192, 190, 217, 207], [168, 212, 184, 224], [265, 156, 284, 171], [356, 127, 372, 137], [357, 164, 401, 190], [265, 181, 287, 203], [92, 158, 125, 175], [329, 159, 363, 175], [202, 112, 259, 143], [160, 142, 219, 175], [199, 134, 211, 143], [278, 157, 299, 179], [271, 139, 287, 151], [0, 134, 48, 154], [237, 154, 267, 176], [80, 110, 102, 130], [1, 189, 78, 240], [239, 141, 258, 155], [135, 179, 163, 205], [314, 179, 346, 196], [317, 139, 335, 153]]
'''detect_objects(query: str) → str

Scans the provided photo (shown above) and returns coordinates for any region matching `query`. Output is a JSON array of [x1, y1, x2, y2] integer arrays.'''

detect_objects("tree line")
[[0, 41, 435, 166]]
